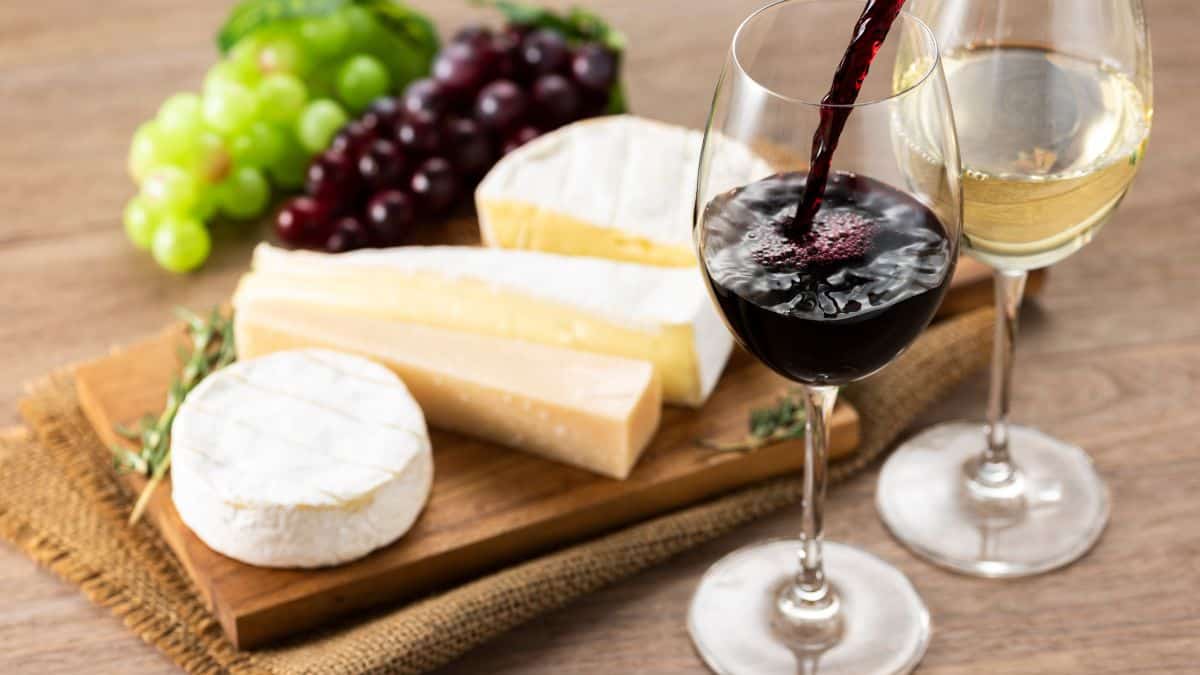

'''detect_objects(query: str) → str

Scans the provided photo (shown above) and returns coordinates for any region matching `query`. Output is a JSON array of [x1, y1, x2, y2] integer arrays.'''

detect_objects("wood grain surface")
[[1, 0, 1198, 673]]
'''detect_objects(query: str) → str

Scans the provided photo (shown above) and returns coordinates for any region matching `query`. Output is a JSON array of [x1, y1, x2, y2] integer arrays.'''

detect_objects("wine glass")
[[877, 0, 1153, 577], [689, 2, 961, 673]]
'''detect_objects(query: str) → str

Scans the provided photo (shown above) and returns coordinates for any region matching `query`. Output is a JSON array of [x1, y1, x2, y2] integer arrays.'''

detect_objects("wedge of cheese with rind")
[[476, 115, 772, 267], [171, 349, 433, 568], [235, 243, 732, 407], [235, 299, 662, 479]]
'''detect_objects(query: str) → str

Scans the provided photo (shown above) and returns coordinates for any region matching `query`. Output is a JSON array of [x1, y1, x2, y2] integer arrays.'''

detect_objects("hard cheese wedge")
[[476, 115, 772, 267], [235, 243, 733, 407], [236, 299, 663, 479]]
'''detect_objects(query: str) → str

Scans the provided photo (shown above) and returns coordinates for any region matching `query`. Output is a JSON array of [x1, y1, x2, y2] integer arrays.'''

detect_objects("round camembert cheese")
[[171, 349, 433, 568]]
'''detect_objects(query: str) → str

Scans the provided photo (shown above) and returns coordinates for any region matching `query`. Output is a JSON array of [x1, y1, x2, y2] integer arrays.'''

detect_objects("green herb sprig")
[[700, 389, 808, 453], [112, 308, 236, 525]]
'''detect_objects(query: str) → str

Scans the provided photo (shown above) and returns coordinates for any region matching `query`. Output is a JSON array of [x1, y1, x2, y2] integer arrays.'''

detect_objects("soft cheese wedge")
[[235, 243, 733, 407], [171, 349, 433, 568], [476, 115, 772, 267], [236, 299, 662, 479]]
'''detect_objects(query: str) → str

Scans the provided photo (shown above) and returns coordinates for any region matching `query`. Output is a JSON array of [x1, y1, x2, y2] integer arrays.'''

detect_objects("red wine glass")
[[689, 2, 962, 673]]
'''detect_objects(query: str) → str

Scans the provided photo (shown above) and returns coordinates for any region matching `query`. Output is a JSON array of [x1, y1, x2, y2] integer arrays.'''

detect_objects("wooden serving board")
[[72, 257, 1042, 649]]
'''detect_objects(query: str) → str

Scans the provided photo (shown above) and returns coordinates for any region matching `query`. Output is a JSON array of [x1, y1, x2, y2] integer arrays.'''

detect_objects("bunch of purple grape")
[[274, 21, 622, 252]]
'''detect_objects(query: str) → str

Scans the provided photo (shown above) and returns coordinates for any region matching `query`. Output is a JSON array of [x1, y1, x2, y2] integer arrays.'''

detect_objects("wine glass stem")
[[796, 385, 837, 601], [978, 268, 1029, 487]]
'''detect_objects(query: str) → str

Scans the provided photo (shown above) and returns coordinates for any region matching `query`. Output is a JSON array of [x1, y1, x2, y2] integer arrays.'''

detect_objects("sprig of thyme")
[[700, 389, 808, 453], [112, 307, 236, 524]]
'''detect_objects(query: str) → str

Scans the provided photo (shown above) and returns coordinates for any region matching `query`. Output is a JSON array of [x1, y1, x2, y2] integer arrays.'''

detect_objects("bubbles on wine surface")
[[702, 172, 951, 322]]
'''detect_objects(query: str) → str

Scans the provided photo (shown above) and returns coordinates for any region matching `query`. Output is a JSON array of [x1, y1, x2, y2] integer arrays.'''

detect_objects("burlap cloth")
[[0, 307, 993, 675]]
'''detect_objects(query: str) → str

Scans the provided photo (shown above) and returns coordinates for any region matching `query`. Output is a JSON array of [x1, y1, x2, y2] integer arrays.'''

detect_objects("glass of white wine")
[[877, 0, 1153, 577]]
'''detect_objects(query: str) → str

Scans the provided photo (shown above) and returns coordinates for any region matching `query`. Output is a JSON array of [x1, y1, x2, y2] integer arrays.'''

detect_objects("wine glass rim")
[[730, 0, 941, 108]]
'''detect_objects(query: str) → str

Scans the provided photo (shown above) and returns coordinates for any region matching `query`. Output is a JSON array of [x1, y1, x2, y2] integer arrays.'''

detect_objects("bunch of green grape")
[[124, 3, 434, 273]]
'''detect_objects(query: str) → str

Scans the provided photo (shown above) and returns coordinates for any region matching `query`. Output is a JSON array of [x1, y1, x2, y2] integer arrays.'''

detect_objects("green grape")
[[123, 196, 158, 250], [300, 14, 351, 58], [228, 35, 265, 82], [204, 60, 255, 94], [296, 99, 348, 153], [336, 55, 390, 113], [156, 93, 205, 145], [179, 130, 232, 184], [203, 82, 257, 134], [128, 121, 168, 183], [267, 133, 309, 190], [140, 166, 200, 215], [152, 216, 211, 273], [342, 6, 382, 46], [194, 186, 219, 221], [258, 34, 310, 78], [217, 166, 271, 220], [229, 121, 284, 169], [307, 63, 339, 99], [256, 73, 308, 124]]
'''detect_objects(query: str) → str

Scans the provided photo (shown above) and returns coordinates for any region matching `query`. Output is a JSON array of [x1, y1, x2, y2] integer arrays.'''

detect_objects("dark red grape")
[[475, 80, 527, 132], [395, 109, 443, 156], [503, 126, 542, 155], [520, 29, 569, 77], [433, 42, 494, 97], [366, 190, 416, 244], [490, 31, 522, 81], [326, 216, 370, 252], [357, 138, 406, 190], [329, 120, 373, 154], [571, 43, 619, 93], [502, 23, 532, 43], [363, 97, 402, 132], [532, 73, 581, 127], [452, 23, 493, 47], [410, 157, 458, 214], [443, 116, 494, 177], [306, 149, 357, 204], [402, 78, 449, 117], [275, 196, 331, 246]]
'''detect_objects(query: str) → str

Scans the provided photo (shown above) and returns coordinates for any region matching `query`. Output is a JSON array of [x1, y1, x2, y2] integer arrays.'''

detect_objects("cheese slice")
[[235, 243, 732, 407], [171, 349, 433, 568], [235, 299, 662, 479], [476, 115, 772, 267]]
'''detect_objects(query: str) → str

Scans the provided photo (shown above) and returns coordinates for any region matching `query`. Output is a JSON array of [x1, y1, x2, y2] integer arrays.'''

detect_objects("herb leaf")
[[700, 389, 808, 453]]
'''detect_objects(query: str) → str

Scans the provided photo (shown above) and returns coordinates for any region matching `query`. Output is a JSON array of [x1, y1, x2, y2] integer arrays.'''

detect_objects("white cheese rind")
[[476, 115, 773, 251], [171, 349, 433, 568]]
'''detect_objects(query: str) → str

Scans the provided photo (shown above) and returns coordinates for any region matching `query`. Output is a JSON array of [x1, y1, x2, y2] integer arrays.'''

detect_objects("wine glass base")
[[876, 422, 1110, 578], [688, 540, 929, 675]]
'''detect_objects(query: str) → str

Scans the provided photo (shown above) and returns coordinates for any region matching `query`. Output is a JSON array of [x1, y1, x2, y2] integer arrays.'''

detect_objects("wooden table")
[[2, 0, 1198, 672]]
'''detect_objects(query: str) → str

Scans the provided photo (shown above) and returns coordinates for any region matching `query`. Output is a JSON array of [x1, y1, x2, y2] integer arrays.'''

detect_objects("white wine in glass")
[[879, 0, 1153, 578]]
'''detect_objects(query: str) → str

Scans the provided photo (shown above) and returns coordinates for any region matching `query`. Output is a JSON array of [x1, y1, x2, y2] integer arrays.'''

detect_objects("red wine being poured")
[[791, 0, 907, 233]]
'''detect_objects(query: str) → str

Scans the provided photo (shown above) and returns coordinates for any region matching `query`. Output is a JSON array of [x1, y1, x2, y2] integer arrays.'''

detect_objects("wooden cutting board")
[[72, 256, 1041, 649]]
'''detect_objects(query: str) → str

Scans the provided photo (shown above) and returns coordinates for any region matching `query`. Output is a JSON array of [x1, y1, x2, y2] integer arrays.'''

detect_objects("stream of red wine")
[[790, 0, 908, 234]]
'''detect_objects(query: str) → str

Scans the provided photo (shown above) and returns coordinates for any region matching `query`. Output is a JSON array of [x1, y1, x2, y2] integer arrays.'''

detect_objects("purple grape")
[[571, 43, 619, 92], [402, 78, 449, 117], [395, 109, 443, 156], [329, 120, 373, 154], [433, 42, 494, 97], [275, 196, 332, 246], [357, 138, 406, 190], [491, 31, 522, 81], [365, 96, 402, 130], [503, 126, 541, 155], [475, 80, 527, 132], [410, 157, 458, 214], [326, 216, 370, 252], [366, 190, 416, 245], [532, 73, 581, 127], [443, 116, 494, 177], [452, 23, 493, 47], [520, 29, 569, 77], [306, 149, 357, 204]]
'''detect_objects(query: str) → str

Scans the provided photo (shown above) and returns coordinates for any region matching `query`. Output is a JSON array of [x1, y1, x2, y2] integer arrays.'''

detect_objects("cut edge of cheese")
[[235, 298, 663, 480], [476, 115, 772, 267], [239, 244, 732, 407]]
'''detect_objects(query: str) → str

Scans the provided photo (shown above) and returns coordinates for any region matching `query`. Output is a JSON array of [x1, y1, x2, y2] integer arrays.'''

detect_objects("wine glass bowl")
[[877, 0, 1152, 578], [688, 2, 961, 673]]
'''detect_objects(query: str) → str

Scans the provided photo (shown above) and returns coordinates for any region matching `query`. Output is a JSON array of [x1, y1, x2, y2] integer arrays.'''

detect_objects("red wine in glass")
[[702, 171, 954, 385]]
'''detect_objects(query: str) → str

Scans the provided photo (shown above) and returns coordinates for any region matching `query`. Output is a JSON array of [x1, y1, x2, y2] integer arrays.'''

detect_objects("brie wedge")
[[476, 115, 772, 267], [236, 299, 662, 479], [171, 349, 433, 568], [234, 243, 733, 407]]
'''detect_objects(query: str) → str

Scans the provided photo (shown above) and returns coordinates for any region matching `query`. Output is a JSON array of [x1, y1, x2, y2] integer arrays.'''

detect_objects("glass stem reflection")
[[978, 269, 1029, 488], [786, 385, 838, 612]]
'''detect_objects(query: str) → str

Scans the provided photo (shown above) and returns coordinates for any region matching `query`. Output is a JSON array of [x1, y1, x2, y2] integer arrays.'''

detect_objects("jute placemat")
[[0, 307, 993, 675]]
